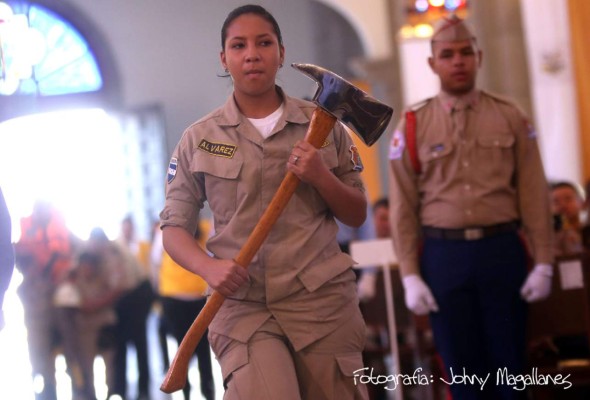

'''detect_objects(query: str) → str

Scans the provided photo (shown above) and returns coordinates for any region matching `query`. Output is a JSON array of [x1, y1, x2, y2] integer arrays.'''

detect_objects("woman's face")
[[220, 13, 284, 100]]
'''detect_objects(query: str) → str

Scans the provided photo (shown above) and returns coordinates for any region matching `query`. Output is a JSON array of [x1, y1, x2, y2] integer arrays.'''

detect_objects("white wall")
[[65, 0, 319, 152], [520, 0, 582, 184], [398, 38, 439, 107], [314, 0, 392, 59]]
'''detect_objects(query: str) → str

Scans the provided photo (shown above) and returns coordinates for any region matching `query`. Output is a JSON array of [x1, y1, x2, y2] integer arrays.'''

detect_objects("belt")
[[422, 221, 520, 241]]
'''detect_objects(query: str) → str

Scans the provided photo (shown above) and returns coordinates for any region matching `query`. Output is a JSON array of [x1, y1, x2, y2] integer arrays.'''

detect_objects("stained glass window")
[[0, 1, 102, 96], [401, 0, 470, 39]]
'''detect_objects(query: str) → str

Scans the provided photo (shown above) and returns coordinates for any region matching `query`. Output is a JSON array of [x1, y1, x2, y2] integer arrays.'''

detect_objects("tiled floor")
[[0, 272, 225, 400]]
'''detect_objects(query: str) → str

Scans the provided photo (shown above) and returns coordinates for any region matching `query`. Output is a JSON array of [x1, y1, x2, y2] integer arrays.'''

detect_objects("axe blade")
[[292, 63, 393, 146]]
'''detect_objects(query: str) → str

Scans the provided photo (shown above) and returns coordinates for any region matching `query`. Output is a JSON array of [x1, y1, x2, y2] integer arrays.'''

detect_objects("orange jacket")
[[16, 209, 72, 283]]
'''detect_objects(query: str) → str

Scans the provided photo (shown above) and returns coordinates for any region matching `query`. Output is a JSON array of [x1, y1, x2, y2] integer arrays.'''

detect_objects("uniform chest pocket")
[[476, 135, 515, 177], [477, 135, 515, 149], [417, 139, 454, 181], [193, 155, 243, 226]]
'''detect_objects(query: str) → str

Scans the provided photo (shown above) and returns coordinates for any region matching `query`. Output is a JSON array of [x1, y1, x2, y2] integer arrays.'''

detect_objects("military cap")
[[431, 14, 476, 42]]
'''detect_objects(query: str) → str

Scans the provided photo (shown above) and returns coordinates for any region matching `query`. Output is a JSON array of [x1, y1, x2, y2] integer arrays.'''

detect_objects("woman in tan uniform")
[[160, 4, 369, 400]]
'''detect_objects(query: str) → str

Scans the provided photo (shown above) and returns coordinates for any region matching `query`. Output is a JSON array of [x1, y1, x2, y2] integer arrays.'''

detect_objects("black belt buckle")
[[464, 228, 484, 240]]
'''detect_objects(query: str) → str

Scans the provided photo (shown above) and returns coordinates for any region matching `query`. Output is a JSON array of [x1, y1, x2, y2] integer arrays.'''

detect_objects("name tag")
[[197, 139, 237, 158]]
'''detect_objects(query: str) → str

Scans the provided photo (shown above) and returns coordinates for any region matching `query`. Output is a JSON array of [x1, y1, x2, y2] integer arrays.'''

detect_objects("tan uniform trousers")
[[210, 306, 368, 400]]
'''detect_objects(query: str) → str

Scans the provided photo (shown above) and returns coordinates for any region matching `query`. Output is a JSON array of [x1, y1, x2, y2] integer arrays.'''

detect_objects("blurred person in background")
[[14, 199, 75, 400], [118, 215, 153, 276], [356, 197, 414, 400], [147, 219, 171, 375], [155, 218, 215, 400], [0, 187, 14, 331], [550, 181, 585, 256], [54, 247, 120, 400], [86, 226, 154, 400]]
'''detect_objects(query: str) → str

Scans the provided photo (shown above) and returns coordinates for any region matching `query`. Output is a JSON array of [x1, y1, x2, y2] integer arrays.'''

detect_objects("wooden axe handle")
[[160, 107, 337, 393]]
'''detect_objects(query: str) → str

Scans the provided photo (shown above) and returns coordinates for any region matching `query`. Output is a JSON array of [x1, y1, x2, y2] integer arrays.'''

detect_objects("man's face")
[[551, 186, 583, 223], [429, 39, 481, 95], [373, 205, 390, 239]]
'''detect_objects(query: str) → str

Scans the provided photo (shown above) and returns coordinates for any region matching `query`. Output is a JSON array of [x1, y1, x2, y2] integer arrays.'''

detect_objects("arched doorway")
[[0, 4, 167, 398], [0, 0, 165, 241]]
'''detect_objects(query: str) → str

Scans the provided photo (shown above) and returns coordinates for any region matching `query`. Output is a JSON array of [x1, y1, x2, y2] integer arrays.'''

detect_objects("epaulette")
[[480, 90, 534, 138], [479, 90, 516, 107], [407, 97, 433, 112]]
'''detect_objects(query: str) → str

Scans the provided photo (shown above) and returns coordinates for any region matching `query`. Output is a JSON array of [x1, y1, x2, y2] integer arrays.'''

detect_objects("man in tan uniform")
[[388, 14, 553, 399]]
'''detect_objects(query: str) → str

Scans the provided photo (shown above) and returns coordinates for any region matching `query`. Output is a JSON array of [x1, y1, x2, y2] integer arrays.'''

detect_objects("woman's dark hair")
[[221, 4, 283, 50]]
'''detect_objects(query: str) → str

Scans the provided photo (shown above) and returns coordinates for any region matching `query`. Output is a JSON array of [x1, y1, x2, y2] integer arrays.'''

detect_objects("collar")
[[218, 86, 309, 127], [437, 88, 480, 114]]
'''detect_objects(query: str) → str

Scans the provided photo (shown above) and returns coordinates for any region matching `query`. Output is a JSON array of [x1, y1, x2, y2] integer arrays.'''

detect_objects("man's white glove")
[[402, 274, 439, 315], [357, 270, 377, 302], [520, 263, 553, 302]]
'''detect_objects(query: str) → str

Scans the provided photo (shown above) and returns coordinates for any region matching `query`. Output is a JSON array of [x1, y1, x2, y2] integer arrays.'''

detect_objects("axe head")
[[292, 63, 393, 146]]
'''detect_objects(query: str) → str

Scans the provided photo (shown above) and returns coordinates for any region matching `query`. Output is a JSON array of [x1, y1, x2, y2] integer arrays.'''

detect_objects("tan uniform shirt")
[[388, 89, 553, 277], [161, 88, 365, 350]]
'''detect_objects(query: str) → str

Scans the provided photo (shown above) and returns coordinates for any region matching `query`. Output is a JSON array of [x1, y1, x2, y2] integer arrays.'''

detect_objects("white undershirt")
[[248, 104, 284, 139]]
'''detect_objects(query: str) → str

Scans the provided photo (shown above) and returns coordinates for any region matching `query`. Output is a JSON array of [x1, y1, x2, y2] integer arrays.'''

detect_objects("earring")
[[279, 63, 283, 68], [224, 67, 229, 73]]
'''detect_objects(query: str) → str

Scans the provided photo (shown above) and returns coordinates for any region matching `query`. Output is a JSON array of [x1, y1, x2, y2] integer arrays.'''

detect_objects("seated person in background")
[[357, 197, 415, 400], [533, 182, 590, 363], [550, 181, 585, 256], [337, 200, 375, 281], [356, 197, 390, 302]]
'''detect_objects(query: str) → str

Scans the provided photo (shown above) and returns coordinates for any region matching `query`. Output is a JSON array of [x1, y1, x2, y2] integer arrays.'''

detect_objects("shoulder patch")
[[480, 90, 514, 106], [388, 130, 405, 160], [349, 145, 364, 172], [197, 139, 237, 158], [167, 157, 178, 183], [525, 119, 537, 139]]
